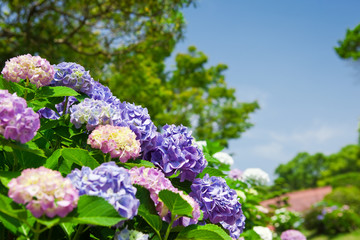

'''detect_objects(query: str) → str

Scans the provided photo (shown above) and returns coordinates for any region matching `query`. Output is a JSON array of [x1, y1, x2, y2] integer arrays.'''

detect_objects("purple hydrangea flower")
[[2, 54, 55, 87], [229, 169, 243, 181], [220, 215, 246, 239], [128, 167, 200, 226], [52, 62, 95, 95], [8, 167, 79, 218], [67, 162, 139, 220], [70, 98, 115, 130], [190, 174, 245, 237], [112, 102, 157, 156], [0, 90, 40, 143], [89, 81, 121, 107], [144, 124, 207, 182], [280, 230, 306, 240]]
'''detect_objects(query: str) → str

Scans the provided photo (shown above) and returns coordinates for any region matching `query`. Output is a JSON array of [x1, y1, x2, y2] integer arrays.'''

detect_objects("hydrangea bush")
[[0, 55, 254, 240]]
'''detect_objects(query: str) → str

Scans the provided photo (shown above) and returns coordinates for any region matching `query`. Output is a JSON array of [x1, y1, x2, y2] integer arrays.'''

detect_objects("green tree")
[[274, 152, 327, 191], [321, 144, 360, 178], [335, 24, 360, 60], [109, 46, 259, 146], [0, 0, 192, 77], [0, 1, 259, 146]]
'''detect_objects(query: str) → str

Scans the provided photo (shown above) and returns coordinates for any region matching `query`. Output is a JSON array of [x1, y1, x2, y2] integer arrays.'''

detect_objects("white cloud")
[[251, 141, 290, 163], [270, 124, 346, 144]]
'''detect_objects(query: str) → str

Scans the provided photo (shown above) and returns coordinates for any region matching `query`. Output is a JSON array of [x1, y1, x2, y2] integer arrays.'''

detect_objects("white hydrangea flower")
[[253, 226, 273, 240], [256, 205, 269, 214], [235, 190, 246, 201], [242, 168, 270, 186], [194, 140, 207, 150], [212, 152, 234, 165]]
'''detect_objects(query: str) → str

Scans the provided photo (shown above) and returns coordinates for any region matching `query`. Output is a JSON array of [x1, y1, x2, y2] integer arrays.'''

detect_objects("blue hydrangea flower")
[[144, 124, 207, 182], [112, 102, 158, 155], [89, 81, 121, 107], [220, 215, 246, 239], [67, 162, 139, 220], [70, 98, 115, 130], [51, 62, 95, 95], [190, 174, 245, 236]]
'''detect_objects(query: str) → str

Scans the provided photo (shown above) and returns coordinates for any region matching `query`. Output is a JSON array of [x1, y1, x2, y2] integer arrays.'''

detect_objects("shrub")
[[304, 202, 360, 235], [324, 186, 360, 214]]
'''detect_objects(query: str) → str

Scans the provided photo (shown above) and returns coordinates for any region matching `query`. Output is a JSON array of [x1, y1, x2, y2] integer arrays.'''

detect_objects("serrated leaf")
[[36, 86, 79, 98], [158, 190, 193, 217], [176, 224, 232, 240], [62, 195, 125, 226]]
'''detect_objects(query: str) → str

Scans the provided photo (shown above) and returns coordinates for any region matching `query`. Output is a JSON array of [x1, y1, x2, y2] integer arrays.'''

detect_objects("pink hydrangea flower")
[[280, 230, 306, 240], [8, 167, 79, 218], [128, 167, 200, 226], [1, 54, 55, 87], [0, 90, 40, 143], [87, 125, 141, 162]]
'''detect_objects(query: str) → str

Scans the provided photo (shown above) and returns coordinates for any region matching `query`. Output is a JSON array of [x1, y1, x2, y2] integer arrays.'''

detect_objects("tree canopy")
[[274, 144, 360, 191], [335, 23, 360, 60], [0, 0, 258, 146]]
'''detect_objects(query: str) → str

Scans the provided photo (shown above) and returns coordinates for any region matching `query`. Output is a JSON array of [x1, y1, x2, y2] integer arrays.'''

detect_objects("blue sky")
[[169, 0, 360, 181]]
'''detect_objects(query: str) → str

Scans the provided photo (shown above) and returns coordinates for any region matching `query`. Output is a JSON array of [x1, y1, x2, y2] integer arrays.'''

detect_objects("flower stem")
[[33, 222, 41, 240], [24, 78, 29, 99], [72, 224, 85, 240], [163, 215, 177, 240]]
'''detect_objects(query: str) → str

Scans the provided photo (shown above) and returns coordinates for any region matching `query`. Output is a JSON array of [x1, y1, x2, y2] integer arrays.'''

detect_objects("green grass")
[[303, 229, 360, 240]]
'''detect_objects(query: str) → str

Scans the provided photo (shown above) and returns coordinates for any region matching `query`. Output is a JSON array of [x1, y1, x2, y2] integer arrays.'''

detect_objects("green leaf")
[[61, 148, 100, 169], [44, 149, 62, 170], [39, 118, 59, 131], [197, 167, 226, 178], [122, 159, 155, 169], [0, 171, 20, 188], [36, 86, 79, 98], [158, 190, 193, 217], [62, 195, 125, 226], [60, 223, 76, 239], [137, 211, 163, 233], [135, 185, 157, 215], [176, 224, 232, 240]]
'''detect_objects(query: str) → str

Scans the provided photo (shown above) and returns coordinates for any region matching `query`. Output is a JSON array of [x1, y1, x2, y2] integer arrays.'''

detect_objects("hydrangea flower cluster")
[[87, 125, 140, 162], [1, 54, 55, 87], [242, 168, 270, 186], [0, 90, 40, 143], [229, 169, 243, 181], [113, 102, 158, 155], [52, 62, 95, 95], [189, 174, 245, 239], [128, 167, 200, 226], [280, 230, 306, 240], [253, 226, 273, 240], [8, 167, 79, 218], [70, 98, 115, 130], [115, 228, 149, 240], [67, 162, 139, 220], [213, 152, 234, 165], [144, 124, 207, 182]]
